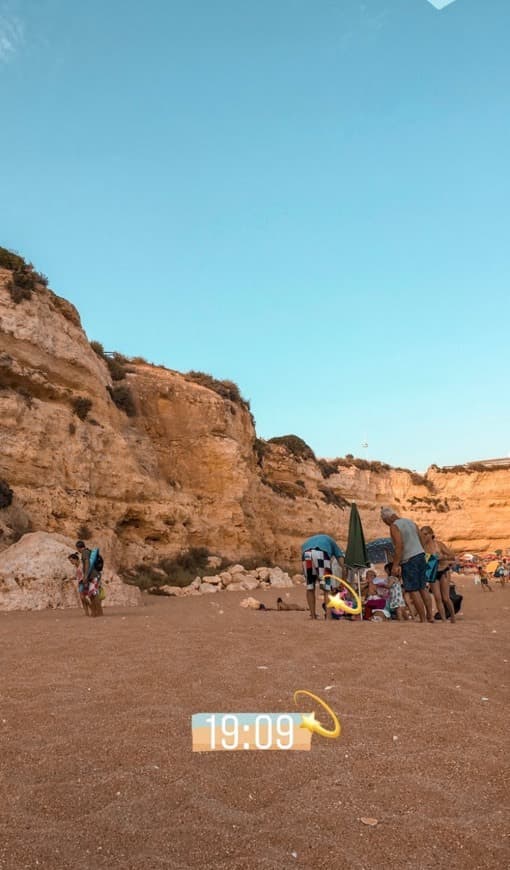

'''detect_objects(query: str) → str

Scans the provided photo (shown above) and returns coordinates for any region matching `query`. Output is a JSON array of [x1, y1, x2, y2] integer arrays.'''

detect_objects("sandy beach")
[[1, 580, 509, 870]]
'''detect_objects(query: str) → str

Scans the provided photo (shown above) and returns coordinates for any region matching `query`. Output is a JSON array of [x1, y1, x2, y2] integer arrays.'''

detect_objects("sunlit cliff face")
[[1, 267, 508, 572]]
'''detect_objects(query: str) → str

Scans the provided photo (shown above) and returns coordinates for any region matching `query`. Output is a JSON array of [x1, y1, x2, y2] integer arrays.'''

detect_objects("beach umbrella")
[[485, 560, 499, 574], [366, 537, 395, 565], [345, 503, 370, 620]]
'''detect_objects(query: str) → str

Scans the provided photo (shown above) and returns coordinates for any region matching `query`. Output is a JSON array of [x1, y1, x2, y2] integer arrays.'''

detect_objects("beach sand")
[[0, 580, 509, 869]]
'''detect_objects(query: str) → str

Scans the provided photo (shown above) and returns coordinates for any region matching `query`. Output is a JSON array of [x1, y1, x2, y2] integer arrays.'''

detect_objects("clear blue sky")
[[1, 0, 508, 470]]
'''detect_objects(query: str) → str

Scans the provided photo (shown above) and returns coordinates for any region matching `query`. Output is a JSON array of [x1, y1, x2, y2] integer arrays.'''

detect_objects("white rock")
[[159, 585, 185, 597], [228, 564, 246, 575], [240, 596, 263, 609], [207, 555, 222, 569], [203, 574, 222, 585], [240, 578, 260, 591], [200, 582, 218, 594], [268, 567, 293, 588], [292, 573, 304, 585], [190, 577, 201, 590], [219, 571, 234, 586], [256, 567, 270, 582], [226, 582, 242, 592]]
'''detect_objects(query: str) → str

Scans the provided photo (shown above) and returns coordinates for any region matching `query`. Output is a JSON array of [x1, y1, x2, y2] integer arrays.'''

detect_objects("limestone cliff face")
[[0, 266, 508, 575]]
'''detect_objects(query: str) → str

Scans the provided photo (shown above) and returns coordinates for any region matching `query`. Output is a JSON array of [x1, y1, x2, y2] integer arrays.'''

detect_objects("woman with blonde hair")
[[420, 526, 456, 622]]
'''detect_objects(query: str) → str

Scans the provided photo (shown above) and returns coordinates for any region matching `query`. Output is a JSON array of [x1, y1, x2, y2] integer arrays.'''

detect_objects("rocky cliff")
[[1, 261, 508, 580]]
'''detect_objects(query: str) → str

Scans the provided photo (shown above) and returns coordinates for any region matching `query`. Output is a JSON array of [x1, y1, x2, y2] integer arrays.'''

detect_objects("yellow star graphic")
[[326, 592, 344, 610], [294, 690, 342, 740], [300, 711, 318, 733]]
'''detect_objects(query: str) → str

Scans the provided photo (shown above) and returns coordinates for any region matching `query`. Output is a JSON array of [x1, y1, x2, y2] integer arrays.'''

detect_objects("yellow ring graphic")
[[323, 574, 362, 615], [293, 689, 341, 739]]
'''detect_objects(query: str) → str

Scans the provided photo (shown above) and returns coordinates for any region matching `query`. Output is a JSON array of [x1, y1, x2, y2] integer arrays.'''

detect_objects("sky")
[[1, 0, 509, 470]]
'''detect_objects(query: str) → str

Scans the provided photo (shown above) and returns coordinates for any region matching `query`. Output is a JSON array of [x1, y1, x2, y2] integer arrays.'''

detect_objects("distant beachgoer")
[[421, 527, 457, 622], [301, 534, 345, 620], [68, 552, 91, 616], [478, 565, 492, 592], [76, 540, 104, 617], [380, 508, 433, 623], [276, 597, 307, 612], [494, 563, 508, 588]]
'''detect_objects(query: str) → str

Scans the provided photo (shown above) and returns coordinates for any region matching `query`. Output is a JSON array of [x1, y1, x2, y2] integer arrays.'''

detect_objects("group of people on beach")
[[301, 507, 461, 623], [68, 541, 104, 617]]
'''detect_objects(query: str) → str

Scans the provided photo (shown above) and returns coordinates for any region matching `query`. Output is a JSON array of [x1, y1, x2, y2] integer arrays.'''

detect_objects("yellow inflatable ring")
[[323, 574, 362, 615]]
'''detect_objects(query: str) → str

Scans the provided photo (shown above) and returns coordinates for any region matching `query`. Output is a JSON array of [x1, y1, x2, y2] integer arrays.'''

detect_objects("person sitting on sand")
[[68, 552, 91, 616], [301, 533, 345, 620], [363, 569, 389, 621], [380, 507, 433, 623], [276, 597, 307, 611]]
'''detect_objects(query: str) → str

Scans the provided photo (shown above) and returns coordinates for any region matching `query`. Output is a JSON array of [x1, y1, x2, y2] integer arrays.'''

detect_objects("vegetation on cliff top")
[[0, 245, 48, 304], [185, 371, 251, 411], [430, 462, 510, 474], [267, 435, 316, 461]]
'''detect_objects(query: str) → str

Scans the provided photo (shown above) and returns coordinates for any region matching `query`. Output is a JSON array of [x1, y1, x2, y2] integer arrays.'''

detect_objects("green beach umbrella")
[[344, 502, 369, 620], [345, 502, 369, 569]]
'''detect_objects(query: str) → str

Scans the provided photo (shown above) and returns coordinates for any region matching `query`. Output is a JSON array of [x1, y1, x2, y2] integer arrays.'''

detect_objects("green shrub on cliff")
[[267, 435, 315, 461], [0, 247, 25, 272], [0, 479, 14, 509], [107, 384, 136, 416], [72, 396, 92, 420], [0, 246, 49, 304], [186, 371, 250, 410], [123, 547, 219, 590], [318, 486, 349, 509]]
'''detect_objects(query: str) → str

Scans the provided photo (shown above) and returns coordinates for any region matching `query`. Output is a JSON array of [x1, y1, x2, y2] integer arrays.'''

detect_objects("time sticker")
[[192, 690, 341, 752]]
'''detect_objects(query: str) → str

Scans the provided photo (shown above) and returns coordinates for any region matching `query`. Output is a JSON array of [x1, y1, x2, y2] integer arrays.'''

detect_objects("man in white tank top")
[[380, 507, 433, 623]]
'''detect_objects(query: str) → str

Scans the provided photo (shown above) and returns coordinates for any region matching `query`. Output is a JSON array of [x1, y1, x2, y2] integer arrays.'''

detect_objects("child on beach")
[[363, 569, 389, 621], [384, 562, 408, 621], [68, 552, 91, 616], [478, 565, 493, 592]]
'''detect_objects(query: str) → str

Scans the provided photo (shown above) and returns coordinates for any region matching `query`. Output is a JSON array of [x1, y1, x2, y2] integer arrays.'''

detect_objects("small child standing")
[[478, 565, 493, 592], [384, 562, 408, 621], [68, 552, 91, 616]]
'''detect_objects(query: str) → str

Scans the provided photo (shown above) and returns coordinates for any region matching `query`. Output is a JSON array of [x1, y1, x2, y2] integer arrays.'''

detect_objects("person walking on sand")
[[68, 552, 91, 616], [420, 526, 457, 623], [380, 508, 433, 623], [76, 540, 104, 617], [478, 564, 493, 592], [301, 533, 345, 620]]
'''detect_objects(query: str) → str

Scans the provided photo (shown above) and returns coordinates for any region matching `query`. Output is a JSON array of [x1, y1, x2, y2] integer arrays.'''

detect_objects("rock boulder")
[[0, 531, 141, 611]]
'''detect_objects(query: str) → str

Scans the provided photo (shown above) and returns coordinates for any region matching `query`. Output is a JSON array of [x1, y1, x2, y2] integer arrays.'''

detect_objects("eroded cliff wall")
[[1, 266, 508, 571]]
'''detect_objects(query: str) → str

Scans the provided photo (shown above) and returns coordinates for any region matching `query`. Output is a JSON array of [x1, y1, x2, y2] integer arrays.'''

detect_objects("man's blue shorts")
[[401, 553, 427, 593]]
